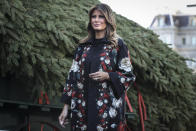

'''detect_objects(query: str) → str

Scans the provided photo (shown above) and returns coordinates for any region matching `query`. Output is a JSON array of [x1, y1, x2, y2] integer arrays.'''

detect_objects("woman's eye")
[[99, 15, 105, 18], [91, 15, 96, 18]]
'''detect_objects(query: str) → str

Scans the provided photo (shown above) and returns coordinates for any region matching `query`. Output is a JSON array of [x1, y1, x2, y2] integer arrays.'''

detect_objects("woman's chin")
[[93, 28, 105, 32], [93, 28, 101, 30]]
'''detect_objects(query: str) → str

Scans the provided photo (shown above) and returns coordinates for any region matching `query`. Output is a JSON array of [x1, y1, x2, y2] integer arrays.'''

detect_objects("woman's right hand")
[[59, 104, 69, 128]]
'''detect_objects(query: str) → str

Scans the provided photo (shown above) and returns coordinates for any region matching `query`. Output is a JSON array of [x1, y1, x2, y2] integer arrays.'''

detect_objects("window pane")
[[182, 38, 186, 45], [191, 18, 196, 26], [192, 37, 196, 45], [159, 17, 165, 27]]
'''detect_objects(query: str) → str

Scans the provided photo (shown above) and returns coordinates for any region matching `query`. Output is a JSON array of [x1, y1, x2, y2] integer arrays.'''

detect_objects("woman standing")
[[59, 3, 136, 131]]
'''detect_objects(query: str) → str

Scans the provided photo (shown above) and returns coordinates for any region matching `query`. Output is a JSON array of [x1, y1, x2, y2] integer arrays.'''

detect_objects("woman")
[[59, 3, 136, 131]]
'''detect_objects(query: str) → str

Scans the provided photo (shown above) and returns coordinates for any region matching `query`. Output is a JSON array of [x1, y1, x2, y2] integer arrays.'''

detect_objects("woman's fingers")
[[89, 72, 99, 77], [63, 119, 69, 125], [59, 113, 65, 127], [89, 72, 99, 80], [89, 72, 109, 81], [59, 113, 69, 127], [59, 105, 69, 128]]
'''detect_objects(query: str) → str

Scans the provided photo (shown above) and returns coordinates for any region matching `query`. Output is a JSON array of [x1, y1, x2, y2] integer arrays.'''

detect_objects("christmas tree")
[[0, 0, 195, 130]]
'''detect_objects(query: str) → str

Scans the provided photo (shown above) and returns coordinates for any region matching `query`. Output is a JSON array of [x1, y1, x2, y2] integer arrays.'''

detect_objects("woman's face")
[[91, 9, 107, 32]]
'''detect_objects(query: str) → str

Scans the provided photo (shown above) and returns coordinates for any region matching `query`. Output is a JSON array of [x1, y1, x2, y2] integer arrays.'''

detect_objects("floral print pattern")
[[119, 57, 133, 72], [61, 38, 135, 131]]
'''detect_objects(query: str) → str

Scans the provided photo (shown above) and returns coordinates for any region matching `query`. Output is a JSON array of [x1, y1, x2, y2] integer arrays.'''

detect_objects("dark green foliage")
[[186, 73, 196, 131], [116, 15, 196, 130], [0, 0, 195, 130], [0, 0, 98, 100]]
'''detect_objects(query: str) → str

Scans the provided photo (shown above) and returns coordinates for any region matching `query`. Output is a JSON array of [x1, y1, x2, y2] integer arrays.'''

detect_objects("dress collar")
[[86, 37, 111, 45]]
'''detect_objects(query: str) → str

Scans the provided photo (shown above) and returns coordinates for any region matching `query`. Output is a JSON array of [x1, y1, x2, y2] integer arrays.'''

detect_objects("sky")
[[100, 0, 196, 28]]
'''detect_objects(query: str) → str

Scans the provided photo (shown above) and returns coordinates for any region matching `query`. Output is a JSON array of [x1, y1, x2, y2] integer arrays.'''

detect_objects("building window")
[[192, 37, 196, 46], [182, 38, 186, 45], [191, 17, 196, 26], [159, 17, 165, 27]]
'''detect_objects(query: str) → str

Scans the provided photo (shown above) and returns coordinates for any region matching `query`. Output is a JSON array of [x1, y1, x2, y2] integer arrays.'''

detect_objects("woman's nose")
[[95, 16, 100, 21], [94, 17, 98, 21]]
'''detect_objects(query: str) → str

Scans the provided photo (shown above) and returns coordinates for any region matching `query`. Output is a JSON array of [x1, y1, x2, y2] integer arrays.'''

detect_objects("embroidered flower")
[[109, 107, 117, 118], [77, 111, 82, 118], [82, 101, 86, 107], [81, 125, 87, 130], [99, 67, 103, 72], [70, 60, 79, 72], [103, 112, 108, 118], [105, 59, 110, 64], [78, 99, 81, 104], [120, 77, 126, 83], [127, 77, 131, 82], [77, 82, 83, 89], [104, 99, 108, 104], [119, 57, 132, 72], [112, 98, 122, 108], [71, 100, 76, 109], [102, 82, 107, 88], [78, 60, 81, 65], [111, 123, 117, 128], [97, 100, 103, 106], [82, 69, 84, 75], [97, 125, 104, 131], [67, 90, 72, 96], [100, 57, 104, 61], [109, 87, 115, 97]]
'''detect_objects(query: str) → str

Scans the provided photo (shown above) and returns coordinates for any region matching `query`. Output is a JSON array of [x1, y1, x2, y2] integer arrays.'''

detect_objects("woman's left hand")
[[89, 71, 110, 81]]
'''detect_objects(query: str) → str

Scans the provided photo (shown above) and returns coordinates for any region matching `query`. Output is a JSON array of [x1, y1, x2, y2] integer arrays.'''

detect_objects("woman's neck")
[[95, 30, 106, 39]]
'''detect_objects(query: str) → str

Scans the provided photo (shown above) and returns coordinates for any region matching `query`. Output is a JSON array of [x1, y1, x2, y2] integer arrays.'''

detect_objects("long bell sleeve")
[[108, 39, 136, 99], [60, 46, 83, 105]]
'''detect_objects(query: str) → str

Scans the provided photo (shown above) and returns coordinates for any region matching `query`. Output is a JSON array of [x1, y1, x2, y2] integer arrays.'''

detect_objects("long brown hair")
[[79, 3, 119, 46]]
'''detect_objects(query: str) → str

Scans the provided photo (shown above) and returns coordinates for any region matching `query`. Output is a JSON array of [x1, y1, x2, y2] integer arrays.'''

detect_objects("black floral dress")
[[61, 37, 136, 131]]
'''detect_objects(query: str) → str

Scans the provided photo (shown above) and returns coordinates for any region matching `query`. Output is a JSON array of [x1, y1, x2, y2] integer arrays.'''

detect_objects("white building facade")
[[149, 14, 196, 71]]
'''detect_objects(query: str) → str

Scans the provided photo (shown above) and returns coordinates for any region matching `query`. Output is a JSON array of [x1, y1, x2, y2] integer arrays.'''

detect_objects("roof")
[[150, 14, 196, 28]]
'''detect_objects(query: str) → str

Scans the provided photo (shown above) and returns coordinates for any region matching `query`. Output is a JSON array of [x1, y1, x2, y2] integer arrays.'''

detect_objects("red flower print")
[[72, 91, 76, 97], [99, 109, 104, 114], [100, 52, 106, 56], [103, 93, 109, 98], [100, 119, 105, 123]]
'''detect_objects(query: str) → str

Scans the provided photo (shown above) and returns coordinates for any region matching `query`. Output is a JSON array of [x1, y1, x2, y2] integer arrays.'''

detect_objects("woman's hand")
[[89, 71, 110, 81], [59, 104, 69, 128]]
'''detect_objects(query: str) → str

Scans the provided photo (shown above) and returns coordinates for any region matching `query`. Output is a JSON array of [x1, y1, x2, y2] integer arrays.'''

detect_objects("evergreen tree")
[[0, 0, 195, 130]]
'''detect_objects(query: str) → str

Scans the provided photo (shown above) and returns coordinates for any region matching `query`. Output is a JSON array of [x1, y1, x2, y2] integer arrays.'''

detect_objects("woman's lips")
[[93, 24, 100, 27]]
